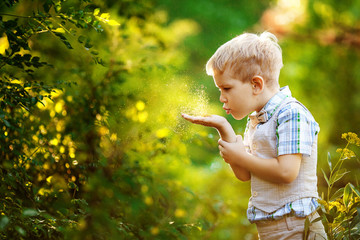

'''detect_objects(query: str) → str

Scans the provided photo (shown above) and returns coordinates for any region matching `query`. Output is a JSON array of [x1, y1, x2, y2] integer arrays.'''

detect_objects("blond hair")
[[206, 32, 283, 87]]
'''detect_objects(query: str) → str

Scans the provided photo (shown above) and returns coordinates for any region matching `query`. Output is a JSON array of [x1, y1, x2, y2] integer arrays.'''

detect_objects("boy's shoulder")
[[278, 97, 308, 114], [277, 97, 319, 127]]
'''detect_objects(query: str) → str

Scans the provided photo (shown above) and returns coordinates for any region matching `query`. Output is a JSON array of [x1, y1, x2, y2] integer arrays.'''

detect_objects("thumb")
[[218, 138, 230, 147], [236, 135, 243, 142]]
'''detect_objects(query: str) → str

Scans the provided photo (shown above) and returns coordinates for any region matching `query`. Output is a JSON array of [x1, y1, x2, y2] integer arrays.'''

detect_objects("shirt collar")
[[249, 86, 291, 126]]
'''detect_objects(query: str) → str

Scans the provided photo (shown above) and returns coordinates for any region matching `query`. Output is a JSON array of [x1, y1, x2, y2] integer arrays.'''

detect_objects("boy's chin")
[[232, 114, 244, 121]]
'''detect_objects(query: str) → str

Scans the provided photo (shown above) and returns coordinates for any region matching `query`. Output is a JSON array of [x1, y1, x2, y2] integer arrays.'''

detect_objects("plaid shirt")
[[247, 198, 319, 223], [246, 86, 320, 223]]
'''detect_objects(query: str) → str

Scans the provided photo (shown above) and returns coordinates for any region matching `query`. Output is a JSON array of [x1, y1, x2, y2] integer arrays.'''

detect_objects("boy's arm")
[[182, 114, 251, 181], [219, 138, 301, 184], [222, 136, 251, 182]]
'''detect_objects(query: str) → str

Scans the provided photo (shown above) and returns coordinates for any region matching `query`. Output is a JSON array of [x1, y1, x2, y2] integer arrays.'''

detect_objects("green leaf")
[[311, 216, 322, 224], [327, 152, 332, 171], [350, 211, 360, 229], [349, 183, 360, 198], [15, 226, 26, 236], [344, 183, 352, 207], [55, 4, 61, 12], [23, 208, 38, 217], [3, 119, 11, 127], [322, 169, 330, 186], [85, 15, 93, 23], [0, 216, 9, 230], [330, 187, 344, 201], [330, 168, 349, 185]]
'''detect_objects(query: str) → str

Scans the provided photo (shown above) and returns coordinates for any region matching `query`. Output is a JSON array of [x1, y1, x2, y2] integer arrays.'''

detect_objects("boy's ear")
[[251, 75, 264, 94]]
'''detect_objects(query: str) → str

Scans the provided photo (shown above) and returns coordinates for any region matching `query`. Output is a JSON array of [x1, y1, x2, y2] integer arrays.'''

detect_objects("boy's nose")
[[219, 94, 227, 103]]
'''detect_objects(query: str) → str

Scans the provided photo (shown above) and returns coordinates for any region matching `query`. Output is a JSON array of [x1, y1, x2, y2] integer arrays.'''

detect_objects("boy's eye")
[[223, 88, 231, 91]]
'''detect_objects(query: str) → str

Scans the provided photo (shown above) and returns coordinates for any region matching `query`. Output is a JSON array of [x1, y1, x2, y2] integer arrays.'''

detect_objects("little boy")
[[182, 32, 327, 239]]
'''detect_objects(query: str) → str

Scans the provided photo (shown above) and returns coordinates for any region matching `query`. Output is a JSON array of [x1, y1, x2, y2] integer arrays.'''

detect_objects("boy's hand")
[[218, 135, 246, 164], [182, 113, 251, 181], [182, 113, 236, 143], [181, 113, 227, 130]]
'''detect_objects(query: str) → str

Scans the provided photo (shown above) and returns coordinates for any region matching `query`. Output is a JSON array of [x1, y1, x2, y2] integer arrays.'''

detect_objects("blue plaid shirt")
[[246, 86, 320, 223]]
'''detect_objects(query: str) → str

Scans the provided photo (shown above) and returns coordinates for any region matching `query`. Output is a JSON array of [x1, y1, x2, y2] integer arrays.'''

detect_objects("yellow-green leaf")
[[100, 13, 110, 20], [349, 183, 360, 198], [93, 8, 100, 16], [343, 183, 352, 207], [0, 34, 10, 55], [107, 20, 120, 26], [53, 28, 65, 33]]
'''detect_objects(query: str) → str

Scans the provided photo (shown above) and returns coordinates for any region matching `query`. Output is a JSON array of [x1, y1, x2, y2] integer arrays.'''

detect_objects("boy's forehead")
[[212, 73, 222, 86], [213, 72, 231, 87]]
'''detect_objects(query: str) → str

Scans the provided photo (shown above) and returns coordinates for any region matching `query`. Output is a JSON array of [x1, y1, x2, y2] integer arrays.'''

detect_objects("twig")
[[0, 13, 47, 19]]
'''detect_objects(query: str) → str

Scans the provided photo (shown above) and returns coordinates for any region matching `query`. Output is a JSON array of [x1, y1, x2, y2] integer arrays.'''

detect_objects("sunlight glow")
[[262, 0, 307, 34], [276, 0, 306, 25]]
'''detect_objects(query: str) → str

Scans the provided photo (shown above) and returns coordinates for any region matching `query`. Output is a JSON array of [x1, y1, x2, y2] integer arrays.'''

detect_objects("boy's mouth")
[[223, 107, 231, 114]]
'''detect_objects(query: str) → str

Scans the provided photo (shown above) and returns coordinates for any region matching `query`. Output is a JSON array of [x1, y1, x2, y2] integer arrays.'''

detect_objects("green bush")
[[306, 133, 360, 240]]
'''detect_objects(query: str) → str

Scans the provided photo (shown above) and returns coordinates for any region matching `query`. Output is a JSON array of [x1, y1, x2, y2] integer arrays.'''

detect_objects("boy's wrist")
[[216, 118, 232, 132], [211, 116, 226, 129], [216, 120, 236, 142], [229, 150, 249, 168]]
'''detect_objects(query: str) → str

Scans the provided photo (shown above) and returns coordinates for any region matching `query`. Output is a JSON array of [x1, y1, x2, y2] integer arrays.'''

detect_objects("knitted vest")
[[244, 97, 319, 213]]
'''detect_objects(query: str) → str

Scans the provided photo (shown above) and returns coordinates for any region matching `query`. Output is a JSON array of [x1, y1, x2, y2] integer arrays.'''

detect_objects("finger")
[[182, 113, 205, 119], [236, 135, 243, 142], [181, 113, 196, 121], [218, 145, 226, 155], [218, 138, 229, 148], [218, 144, 222, 152], [182, 114, 206, 123]]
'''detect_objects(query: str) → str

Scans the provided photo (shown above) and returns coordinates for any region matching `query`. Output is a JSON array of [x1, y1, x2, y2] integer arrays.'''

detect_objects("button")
[[252, 191, 258, 197], [252, 143, 257, 150]]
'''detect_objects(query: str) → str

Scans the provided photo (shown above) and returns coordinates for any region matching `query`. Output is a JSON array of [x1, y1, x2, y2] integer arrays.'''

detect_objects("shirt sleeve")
[[276, 103, 319, 156]]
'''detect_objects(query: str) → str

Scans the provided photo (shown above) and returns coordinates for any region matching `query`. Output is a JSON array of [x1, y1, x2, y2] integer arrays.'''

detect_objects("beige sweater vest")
[[244, 97, 319, 213]]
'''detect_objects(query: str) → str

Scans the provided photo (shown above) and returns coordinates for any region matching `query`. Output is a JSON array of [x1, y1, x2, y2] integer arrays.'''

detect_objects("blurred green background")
[[0, 0, 359, 239]]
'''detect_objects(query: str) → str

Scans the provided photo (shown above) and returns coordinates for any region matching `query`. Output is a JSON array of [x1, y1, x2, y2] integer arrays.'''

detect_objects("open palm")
[[181, 113, 227, 129]]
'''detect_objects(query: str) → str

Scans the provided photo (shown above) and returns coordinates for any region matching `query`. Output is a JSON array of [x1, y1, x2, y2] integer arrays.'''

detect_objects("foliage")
[[310, 133, 360, 240], [279, 0, 360, 151], [0, 0, 255, 239], [1, 0, 360, 239], [0, 0, 120, 238]]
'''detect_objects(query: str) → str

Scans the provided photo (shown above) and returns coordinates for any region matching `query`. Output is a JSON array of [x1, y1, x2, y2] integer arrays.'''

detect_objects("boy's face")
[[214, 69, 257, 120]]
